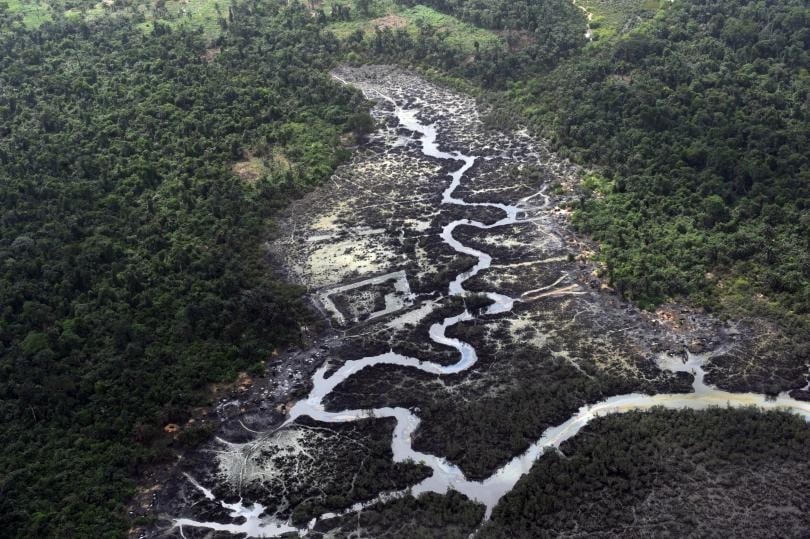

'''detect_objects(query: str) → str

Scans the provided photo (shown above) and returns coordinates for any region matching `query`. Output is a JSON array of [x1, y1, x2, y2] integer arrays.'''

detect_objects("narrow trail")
[[173, 76, 810, 538]]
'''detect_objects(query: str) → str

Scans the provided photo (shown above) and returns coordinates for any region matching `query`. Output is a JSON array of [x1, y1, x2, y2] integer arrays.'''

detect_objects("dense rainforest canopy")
[[0, 2, 370, 535]]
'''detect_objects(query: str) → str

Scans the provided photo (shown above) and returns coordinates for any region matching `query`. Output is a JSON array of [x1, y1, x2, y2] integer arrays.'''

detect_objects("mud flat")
[[146, 66, 810, 538]]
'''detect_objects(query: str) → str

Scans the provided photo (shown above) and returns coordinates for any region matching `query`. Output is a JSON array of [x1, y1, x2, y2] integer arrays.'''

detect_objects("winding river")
[[173, 76, 810, 538]]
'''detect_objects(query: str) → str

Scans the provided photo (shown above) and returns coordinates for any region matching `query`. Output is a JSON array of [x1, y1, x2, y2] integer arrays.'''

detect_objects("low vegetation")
[[3, 0, 54, 27], [137, 0, 236, 38], [325, 0, 502, 52], [507, 0, 809, 361]]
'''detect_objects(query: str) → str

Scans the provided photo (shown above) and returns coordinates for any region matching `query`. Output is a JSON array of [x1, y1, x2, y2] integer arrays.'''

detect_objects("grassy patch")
[[4, 0, 230, 37], [324, 0, 502, 53], [5, 0, 118, 28], [64, 1, 111, 22], [4, 0, 52, 27], [158, 0, 228, 38], [232, 150, 297, 187], [580, 0, 668, 40], [406, 5, 500, 51]]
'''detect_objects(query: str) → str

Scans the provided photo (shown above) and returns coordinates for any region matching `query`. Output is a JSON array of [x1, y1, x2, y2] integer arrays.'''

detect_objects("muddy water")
[[173, 73, 810, 537]]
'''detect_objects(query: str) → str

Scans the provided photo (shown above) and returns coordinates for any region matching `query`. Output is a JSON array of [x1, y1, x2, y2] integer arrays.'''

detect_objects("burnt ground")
[[143, 66, 810, 538]]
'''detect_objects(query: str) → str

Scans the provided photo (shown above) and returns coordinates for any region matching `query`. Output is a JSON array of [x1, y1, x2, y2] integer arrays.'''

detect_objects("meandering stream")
[[173, 75, 810, 538]]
